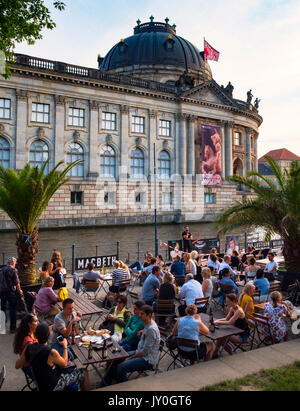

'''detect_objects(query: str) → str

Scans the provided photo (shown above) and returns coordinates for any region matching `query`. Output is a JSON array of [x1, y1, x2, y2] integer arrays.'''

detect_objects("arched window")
[[0, 137, 10, 169], [67, 142, 84, 177], [100, 145, 116, 177], [29, 140, 49, 173], [158, 150, 171, 178], [130, 148, 144, 177]]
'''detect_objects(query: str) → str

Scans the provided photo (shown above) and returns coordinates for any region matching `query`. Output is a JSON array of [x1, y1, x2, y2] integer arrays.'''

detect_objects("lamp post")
[[154, 143, 158, 257]]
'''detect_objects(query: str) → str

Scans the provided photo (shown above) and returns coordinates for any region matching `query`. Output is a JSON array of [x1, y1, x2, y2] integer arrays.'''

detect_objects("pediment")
[[181, 81, 236, 107]]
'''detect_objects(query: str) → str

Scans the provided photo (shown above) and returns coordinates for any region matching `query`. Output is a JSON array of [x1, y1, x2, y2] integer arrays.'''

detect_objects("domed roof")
[[100, 18, 204, 74]]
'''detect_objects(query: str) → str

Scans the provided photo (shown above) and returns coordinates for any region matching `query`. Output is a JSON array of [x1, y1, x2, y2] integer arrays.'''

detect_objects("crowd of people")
[[0, 233, 295, 391]]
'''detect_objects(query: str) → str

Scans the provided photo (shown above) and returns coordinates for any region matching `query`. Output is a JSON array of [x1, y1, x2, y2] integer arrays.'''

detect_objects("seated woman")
[[254, 269, 270, 302], [156, 254, 165, 269], [99, 294, 131, 340], [263, 291, 291, 343], [172, 304, 214, 363], [38, 261, 52, 281], [119, 300, 145, 352], [207, 253, 220, 276], [230, 250, 241, 270], [34, 277, 60, 318], [239, 283, 256, 318], [201, 267, 213, 299], [214, 293, 250, 356], [13, 313, 39, 376], [244, 257, 259, 282], [154, 272, 176, 326], [184, 253, 196, 276], [119, 260, 131, 280], [50, 251, 65, 290]]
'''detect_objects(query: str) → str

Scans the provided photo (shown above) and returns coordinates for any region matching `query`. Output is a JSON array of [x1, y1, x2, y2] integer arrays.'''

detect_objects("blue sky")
[[14, 0, 300, 157]]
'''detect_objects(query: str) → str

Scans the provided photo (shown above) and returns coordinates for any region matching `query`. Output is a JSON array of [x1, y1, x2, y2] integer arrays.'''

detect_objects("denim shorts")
[[238, 334, 249, 343]]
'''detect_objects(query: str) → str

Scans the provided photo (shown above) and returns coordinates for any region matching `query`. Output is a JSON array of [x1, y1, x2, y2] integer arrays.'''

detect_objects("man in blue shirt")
[[170, 256, 185, 286], [219, 268, 240, 296], [141, 266, 162, 306], [218, 255, 237, 278], [254, 269, 270, 302]]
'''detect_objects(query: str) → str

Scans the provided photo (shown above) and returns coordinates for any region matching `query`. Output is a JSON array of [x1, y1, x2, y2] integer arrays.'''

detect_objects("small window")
[[234, 132, 242, 146], [31, 103, 50, 123], [132, 116, 145, 134], [135, 193, 141, 203], [130, 148, 144, 177], [162, 192, 172, 205], [71, 191, 83, 205], [69, 107, 85, 127], [104, 192, 109, 203], [0, 98, 11, 119], [205, 193, 216, 204], [67, 142, 84, 177], [158, 150, 171, 178], [29, 140, 49, 173], [159, 120, 171, 137], [102, 112, 116, 130]]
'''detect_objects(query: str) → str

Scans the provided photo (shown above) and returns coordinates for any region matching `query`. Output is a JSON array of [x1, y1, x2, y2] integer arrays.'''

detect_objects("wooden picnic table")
[[57, 289, 108, 329], [71, 336, 128, 384], [256, 256, 284, 268]]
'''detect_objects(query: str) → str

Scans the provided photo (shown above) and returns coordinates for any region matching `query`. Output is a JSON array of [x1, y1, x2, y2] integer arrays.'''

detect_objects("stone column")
[[225, 121, 234, 177], [174, 114, 180, 174], [148, 109, 157, 178], [178, 113, 187, 176], [88, 100, 99, 179], [15, 89, 28, 170], [54, 95, 66, 165], [187, 115, 196, 175], [120, 105, 130, 177], [254, 131, 259, 172], [245, 127, 252, 175]]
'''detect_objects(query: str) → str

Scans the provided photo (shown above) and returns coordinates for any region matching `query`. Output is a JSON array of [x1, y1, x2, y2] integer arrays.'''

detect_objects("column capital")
[[120, 104, 130, 114], [176, 112, 188, 121], [89, 100, 99, 110], [245, 126, 254, 135], [225, 120, 234, 127], [217, 120, 227, 127], [54, 95, 67, 105], [16, 89, 28, 101], [187, 114, 197, 123], [149, 109, 157, 119]]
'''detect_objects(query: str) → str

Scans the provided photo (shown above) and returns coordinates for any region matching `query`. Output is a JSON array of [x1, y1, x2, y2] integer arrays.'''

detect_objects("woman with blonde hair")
[[263, 291, 290, 342], [239, 283, 255, 318], [50, 251, 65, 290], [201, 267, 213, 299], [119, 260, 131, 279], [154, 271, 176, 326], [184, 253, 196, 276]]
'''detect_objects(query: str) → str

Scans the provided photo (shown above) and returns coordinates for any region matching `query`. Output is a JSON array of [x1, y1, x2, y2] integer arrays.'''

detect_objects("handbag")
[[58, 287, 68, 302], [166, 334, 177, 351]]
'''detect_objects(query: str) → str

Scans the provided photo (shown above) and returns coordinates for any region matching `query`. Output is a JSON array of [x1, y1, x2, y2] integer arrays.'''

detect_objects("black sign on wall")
[[192, 238, 220, 255], [75, 255, 117, 271]]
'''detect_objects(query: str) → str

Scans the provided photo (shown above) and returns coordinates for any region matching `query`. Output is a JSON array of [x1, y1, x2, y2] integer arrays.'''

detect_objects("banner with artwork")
[[225, 235, 239, 255], [201, 125, 222, 186]]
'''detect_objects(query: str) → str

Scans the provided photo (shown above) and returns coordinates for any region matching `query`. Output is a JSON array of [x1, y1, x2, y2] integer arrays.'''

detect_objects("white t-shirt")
[[265, 261, 278, 272], [178, 279, 205, 307]]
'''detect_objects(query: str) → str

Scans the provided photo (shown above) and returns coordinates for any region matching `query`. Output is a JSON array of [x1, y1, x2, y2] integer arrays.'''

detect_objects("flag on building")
[[204, 39, 220, 61]]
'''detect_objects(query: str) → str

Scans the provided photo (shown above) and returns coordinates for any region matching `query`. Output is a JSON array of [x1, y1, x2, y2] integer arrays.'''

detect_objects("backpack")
[[0, 266, 9, 293], [58, 287, 68, 302]]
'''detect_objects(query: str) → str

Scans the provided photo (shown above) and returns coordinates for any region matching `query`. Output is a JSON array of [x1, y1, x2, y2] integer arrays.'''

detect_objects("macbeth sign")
[[75, 255, 117, 270]]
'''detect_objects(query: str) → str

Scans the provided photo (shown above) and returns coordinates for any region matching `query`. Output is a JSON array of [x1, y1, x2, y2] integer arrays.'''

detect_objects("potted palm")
[[215, 156, 300, 290], [0, 160, 81, 286]]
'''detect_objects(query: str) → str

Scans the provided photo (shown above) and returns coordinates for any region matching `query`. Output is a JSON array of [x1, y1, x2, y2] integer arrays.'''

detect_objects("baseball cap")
[[7, 257, 16, 264]]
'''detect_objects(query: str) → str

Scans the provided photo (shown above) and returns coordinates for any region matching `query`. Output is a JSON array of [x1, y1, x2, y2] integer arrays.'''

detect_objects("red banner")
[[204, 39, 220, 61]]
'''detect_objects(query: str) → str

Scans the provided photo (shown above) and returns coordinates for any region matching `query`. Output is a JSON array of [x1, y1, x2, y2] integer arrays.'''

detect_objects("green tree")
[[0, 0, 65, 78], [215, 156, 300, 272], [0, 160, 80, 285]]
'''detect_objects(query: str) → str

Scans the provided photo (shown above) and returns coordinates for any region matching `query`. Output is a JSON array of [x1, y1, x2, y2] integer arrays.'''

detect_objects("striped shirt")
[[112, 268, 128, 286]]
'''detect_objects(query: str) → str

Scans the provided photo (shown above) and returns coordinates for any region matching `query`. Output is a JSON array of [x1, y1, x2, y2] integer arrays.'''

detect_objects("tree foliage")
[[0, 0, 65, 78], [215, 156, 300, 272]]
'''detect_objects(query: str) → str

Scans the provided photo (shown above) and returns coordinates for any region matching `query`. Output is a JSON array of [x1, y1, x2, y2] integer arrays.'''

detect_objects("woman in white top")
[[244, 257, 259, 282], [201, 267, 213, 299], [184, 253, 197, 276], [207, 254, 220, 274]]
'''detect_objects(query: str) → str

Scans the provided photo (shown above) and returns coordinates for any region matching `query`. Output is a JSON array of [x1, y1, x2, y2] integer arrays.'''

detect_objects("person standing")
[[182, 226, 193, 253], [0, 257, 23, 333]]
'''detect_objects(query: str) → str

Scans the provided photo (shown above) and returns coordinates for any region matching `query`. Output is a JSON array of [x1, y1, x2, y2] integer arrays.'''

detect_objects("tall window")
[[29, 140, 49, 173], [100, 145, 116, 177], [234, 132, 242, 146], [102, 112, 116, 130], [68, 107, 85, 127], [130, 148, 144, 177], [67, 142, 84, 177], [132, 116, 145, 134], [31, 103, 50, 123], [159, 120, 171, 137], [0, 98, 11, 119], [0, 137, 10, 169], [158, 150, 171, 178]]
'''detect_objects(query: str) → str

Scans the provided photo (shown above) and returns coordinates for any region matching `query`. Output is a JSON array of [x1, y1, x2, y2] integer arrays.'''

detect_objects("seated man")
[[82, 262, 101, 283], [141, 265, 163, 306], [178, 274, 205, 317], [264, 252, 278, 280], [170, 255, 186, 286], [119, 300, 145, 352], [49, 298, 82, 360], [15, 322, 89, 391], [102, 305, 160, 386], [218, 255, 237, 279], [219, 268, 240, 296], [254, 269, 270, 302], [140, 257, 157, 285]]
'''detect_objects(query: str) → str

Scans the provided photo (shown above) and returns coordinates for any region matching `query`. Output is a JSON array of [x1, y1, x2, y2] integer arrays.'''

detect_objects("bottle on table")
[[88, 341, 94, 360], [209, 307, 215, 333], [103, 266, 106, 274], [102, 338, 107, 359], [71, 324, 75, 345]]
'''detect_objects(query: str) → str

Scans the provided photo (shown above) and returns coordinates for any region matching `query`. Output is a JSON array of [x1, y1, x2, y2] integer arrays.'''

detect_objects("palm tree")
[[0, 160, 81, 285], [215, 156, 300, 273]]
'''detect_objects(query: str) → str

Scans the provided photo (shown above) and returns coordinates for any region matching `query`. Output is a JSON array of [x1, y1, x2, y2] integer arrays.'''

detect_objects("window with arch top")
[[29, 140, 49, 173], [130, 147, 144, 177], [158, 150, 171, 178], [100, 145, 116, 177], [0, 136, 10, 169], [67, 142, 84, 177]]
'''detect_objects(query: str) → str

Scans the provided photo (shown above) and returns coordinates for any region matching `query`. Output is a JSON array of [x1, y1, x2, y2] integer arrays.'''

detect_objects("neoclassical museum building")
[[0, 18, 262, 260]]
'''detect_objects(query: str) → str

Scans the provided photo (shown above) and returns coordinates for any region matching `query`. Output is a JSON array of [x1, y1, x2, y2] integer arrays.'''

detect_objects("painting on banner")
[[225, 235, 239, 255], [201, 125, 222, 186]]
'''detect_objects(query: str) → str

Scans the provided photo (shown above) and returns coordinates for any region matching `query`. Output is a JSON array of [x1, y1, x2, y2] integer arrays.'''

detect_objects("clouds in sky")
[[14, 0, 300, 157]]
